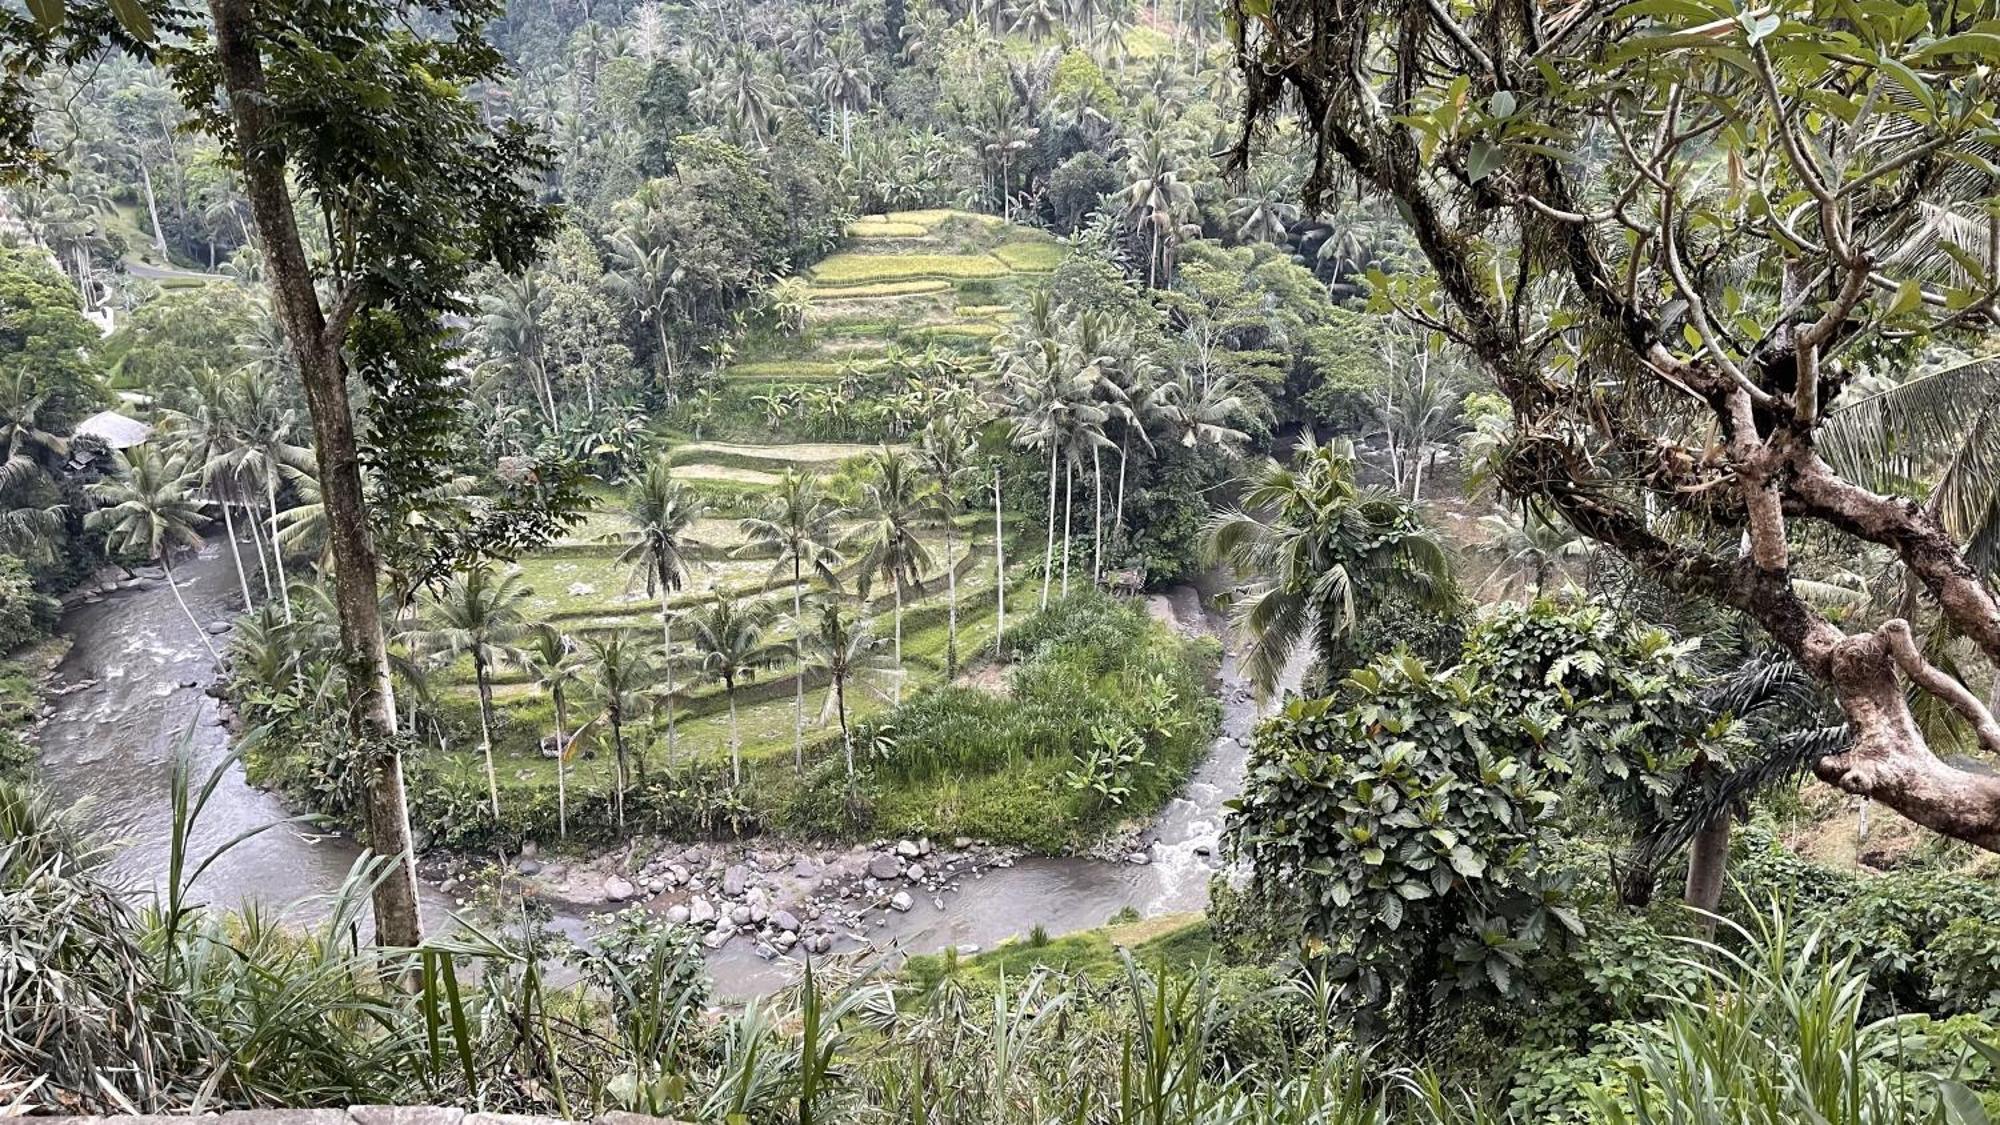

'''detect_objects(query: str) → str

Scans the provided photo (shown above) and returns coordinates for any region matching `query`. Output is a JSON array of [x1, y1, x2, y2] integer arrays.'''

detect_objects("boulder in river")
[[772, 909, 801, 933], [688, 897, 717, 925], [867, 854, 903, 880], [603, 875, 636, 902], [889, 891, 914, 912], [723, 863, 750, 896]]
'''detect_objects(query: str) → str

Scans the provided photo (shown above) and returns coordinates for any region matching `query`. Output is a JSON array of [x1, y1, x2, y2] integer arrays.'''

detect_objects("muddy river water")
[[33, 545, 1286, 996]]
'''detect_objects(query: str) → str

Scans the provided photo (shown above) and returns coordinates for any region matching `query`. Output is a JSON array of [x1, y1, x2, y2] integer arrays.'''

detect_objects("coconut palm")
[[164, 366, 257, 612], [1203, 435, 1458, 694], [737, 471, 844, 772], [1479, 506, 1591, 597], [918, 416, 977, 674], [0, 373, 68, 568], [814, 31, 874, 156], [585, 630, 654, 831], [608, 459, 708, 762], [1228, 164, 1301, 244], [229, 365, 311, 621], [801, 599, 896, 779], [527, 626, 584, 839], [1124, 132, 1196, 287], [685, 595, 784, 786], [86, 447, 219, 666], [408, 566, 535, 818], [854, 449, 935, 704]]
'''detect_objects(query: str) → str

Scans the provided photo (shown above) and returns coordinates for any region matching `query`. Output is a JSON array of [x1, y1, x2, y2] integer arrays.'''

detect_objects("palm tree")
[[686, 595, 783, 786], [86, 447, 219, 666], [1203, 435, 1458, 694], [527, 626, 583, 839], [801, 601, 895, 780], [918, 416, 976, 674], [1228, 164, 1300, 244], [585, 630, 654, 831], [409, 566, 535, 818], [609, 459, 707, 762], [0, 372, 69, 568], [854, 449, 935, 704], [814, 31, 874, 157], [1478, 507, 1591, 597], [738, 472, 844, 772], [1124, 132, 1196, 287], [230, 365, 310, 621], [165, 366, 257, 612]]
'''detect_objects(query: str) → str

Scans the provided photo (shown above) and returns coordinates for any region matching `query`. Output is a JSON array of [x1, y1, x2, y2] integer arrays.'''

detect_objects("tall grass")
[[3, 735, 1991, 1120]]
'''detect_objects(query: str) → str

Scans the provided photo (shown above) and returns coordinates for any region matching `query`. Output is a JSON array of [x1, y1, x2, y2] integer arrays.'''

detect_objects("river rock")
[[792, 856, 821, 878], [703, 926, 733, 949], [517, 857, 543, 876], [889, 891, 914, 912], [775, 930, 797, 950], [520, 839, 538, 859], [772, 909, 801, 933], [730, 904, 752, 926], [1192, 843, 1213, 857], [206, 621, 230, 635], [668, 863, 690, 886], [907, 863, 927, 882], [895, 839, 921, 858], [1127, 852, 1151, 865], [689, 896, 716, 925], [953, 836, 974, 849], [603, 875, 636, 902], [867, 854, 903, 880], [723, 863, 750, 896], [667, 904, 691, 924]]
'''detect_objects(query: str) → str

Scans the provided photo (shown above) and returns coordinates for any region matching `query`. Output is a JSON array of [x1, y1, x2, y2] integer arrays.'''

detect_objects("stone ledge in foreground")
[[55, 1110, 690, 1125]]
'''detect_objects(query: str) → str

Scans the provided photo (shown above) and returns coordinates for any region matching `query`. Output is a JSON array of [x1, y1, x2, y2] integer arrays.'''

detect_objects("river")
[[33, 545, 1284, 996]]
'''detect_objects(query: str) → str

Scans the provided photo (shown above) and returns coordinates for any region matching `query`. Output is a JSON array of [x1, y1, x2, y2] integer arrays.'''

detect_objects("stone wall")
[[59, 1109, 686, 1125]]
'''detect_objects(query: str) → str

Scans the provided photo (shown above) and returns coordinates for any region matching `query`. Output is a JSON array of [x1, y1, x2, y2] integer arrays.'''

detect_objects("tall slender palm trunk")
[[1042, 443, 1057, 610], [164, 556, 222, 666], [1684, 813, 1731, 921], [1114, 441, 1130, 537], [1091, 445, 1103, 586], [994, 465, 1005, 656], [892, 580, 904, 705], [792, 560, 806, 772], [836, 674, 853, 777], [552, 686, 569, 839], [944, 517, 958, 674], [475, 655, 500, 817], [219, 495, 254, 612], [1061, 460, 1073, 597], [658, 583, 678, 763], [610, 711, 627, 830], [727, 684, 743, 786], [244, 499, 276, 600], [265, 469, 293, 622]]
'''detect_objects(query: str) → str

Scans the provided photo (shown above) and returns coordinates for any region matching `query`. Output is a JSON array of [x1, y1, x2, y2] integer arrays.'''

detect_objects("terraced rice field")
[[423, 208, 1056, 788]]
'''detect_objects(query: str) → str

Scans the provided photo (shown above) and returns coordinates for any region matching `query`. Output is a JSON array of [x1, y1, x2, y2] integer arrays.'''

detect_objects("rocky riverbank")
[[424, 833, 1037, 962]]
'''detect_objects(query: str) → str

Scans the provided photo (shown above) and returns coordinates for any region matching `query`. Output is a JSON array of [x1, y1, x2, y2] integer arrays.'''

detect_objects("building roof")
[[74, 410, 152, 449]]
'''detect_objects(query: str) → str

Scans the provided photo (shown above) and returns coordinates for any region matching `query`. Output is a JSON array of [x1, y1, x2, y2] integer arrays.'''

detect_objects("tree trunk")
[[243, 495, 275, 600], [1091, 444, 1103, 586], [944, 516, 958, 675], [265, 467, 293, 622], [611, 710, 626, 831], [892, 579, 904, 706], [552, 685, 569, 840], [163, 555, 222, 667], [836, 674, 852, 777], [211, 0, 420, 948], [1042, 442, 1057, 610], [728, 686, 742, 786], [1684, 813, 1732, 921], [659, 582, 678, 763], [792, 559, 806, 773], [1061, 459, 1073, 598], [475, 655, 500, 818], [996, 464, 1008, 656], [140, 162, 170, 260], [219, 492, 254, 613], [1114, 440, 1129, 538]]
